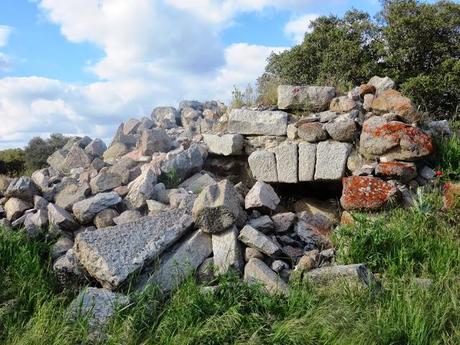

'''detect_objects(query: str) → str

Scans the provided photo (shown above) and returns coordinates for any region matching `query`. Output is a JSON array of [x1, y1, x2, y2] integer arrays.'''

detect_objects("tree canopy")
[[259, 0, 460, 119]]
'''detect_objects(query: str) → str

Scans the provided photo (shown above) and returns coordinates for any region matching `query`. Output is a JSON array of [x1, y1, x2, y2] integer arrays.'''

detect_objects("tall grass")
[[437, 133, 460, 182]]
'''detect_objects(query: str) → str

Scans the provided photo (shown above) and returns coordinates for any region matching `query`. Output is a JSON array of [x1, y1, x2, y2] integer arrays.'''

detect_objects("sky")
[[0, 0, 386, 149]]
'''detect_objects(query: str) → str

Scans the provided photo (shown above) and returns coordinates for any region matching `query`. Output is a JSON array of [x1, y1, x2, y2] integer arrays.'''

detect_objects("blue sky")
[[0, 0, 388, 148]]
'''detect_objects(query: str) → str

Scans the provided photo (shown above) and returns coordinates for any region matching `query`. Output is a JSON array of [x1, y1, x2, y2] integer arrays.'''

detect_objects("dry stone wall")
[[0, 76, 450, 330]]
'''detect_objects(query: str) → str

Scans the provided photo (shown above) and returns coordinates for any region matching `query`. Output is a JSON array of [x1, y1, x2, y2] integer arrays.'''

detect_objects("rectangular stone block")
[[244, 258, 288, 295], [203, 134, 244, 156], [75, 205, 193, 289], [277, 85, 336, 112], [273, 142, 298, 183], [314, 141, 351, 181], [228, 109, 288, 136], [248, 150, 278, 182], [298, 142, 317, 181], [238, 225, 281, 257]]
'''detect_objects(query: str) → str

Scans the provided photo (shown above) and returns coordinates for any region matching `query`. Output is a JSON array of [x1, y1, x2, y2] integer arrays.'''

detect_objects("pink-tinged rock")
[[371, 89, 419, 123], [359, 84, 376, 97], [340, 176, 399, 211], [360, 116, 434, 161], [123, 149, 152, 162]]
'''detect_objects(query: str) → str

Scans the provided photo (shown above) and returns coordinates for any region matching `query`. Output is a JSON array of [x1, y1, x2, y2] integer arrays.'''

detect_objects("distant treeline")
[[0, 134, 69, 176]]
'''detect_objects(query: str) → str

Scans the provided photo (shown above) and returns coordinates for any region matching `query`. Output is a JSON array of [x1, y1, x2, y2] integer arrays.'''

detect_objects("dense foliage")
[[0, 134, 69, 176], [23, 134, 69, 172], [0, 149, 26, 177], [260, 0, 460, 119]]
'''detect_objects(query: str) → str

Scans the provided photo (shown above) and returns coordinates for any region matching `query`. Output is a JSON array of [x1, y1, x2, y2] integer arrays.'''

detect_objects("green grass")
[[1, 134, 460, 345], [437, 134, 460, 182], [158, 169, 182, 189]]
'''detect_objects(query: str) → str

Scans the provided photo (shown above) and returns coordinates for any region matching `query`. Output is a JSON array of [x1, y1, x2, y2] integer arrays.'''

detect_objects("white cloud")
[[164, 0, 312, 24], [0, 25, 12, 48], [284, 14, 319, 44], [0, 0, 292, 148], [0, 43, 284, 148]]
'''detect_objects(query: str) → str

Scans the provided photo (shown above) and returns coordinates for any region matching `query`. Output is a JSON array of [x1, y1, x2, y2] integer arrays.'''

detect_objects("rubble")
[[0, 77, 441, 299]]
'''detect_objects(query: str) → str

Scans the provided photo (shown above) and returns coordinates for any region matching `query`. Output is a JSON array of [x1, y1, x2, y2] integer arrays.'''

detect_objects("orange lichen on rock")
[[340, 176, 399, 211], [383, 122, 434, 155], [362, 120, 435, 159]]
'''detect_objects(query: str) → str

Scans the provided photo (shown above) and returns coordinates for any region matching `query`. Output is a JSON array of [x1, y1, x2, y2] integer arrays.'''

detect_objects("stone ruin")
[[0, 76, 451, 331]]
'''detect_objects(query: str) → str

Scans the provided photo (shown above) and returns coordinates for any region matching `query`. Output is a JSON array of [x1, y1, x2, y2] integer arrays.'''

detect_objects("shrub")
[[380, 0, 460, 119], [23, 133, 69, 172], [231, 84, 256, 109], [256, 73, 280, 107], [0, 148, 25, 177], [264, 10, 381, 90]]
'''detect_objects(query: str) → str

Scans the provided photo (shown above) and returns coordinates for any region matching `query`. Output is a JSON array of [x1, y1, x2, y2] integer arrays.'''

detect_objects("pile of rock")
[[0, 76, 447, 331], [230, 76, 440, 211]]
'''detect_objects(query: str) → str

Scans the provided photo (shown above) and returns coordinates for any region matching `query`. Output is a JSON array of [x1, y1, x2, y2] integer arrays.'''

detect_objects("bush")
[[0, 148, 25, 177], [231, 84, 256, 109], [380, 0, 460, 119], [23, 133, 69, 172], [264, 10, 381, 91], [256, 73, 280, 107], [436, 132, 460, 181], [262, 0, 460, 119]]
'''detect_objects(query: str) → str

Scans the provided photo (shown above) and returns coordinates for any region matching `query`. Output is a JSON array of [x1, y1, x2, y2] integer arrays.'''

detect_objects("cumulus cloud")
[[284, 14, 319, 44], [0, 43, 284, 148], [164, 0, 312, 24], [0, 0, 292, 148]]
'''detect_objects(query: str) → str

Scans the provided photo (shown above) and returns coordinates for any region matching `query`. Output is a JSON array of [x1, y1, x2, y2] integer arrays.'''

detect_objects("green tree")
[[264, 10, 381, 91], [261, 1, 460, 118], [0, 148, 25, 176], [379, 0, 460, 117], [23, 134, 69, 171]]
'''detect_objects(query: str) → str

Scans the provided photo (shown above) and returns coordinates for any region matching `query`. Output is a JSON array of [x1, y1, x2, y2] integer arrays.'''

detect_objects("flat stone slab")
[[69, 287, 129, 336], [179, 172, 216, 194], [277, 85, 336, 112], [203, 134, 244, 156], [304, 264, 375, 287], [228, 109, 288, 136], [72, 192, 122, 224], [238, 225, 282, 257], [138, 230, 212, 293], [74, 205, 194, 289], [244, 258, 288, 295], [212, 226, 243, 275]]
